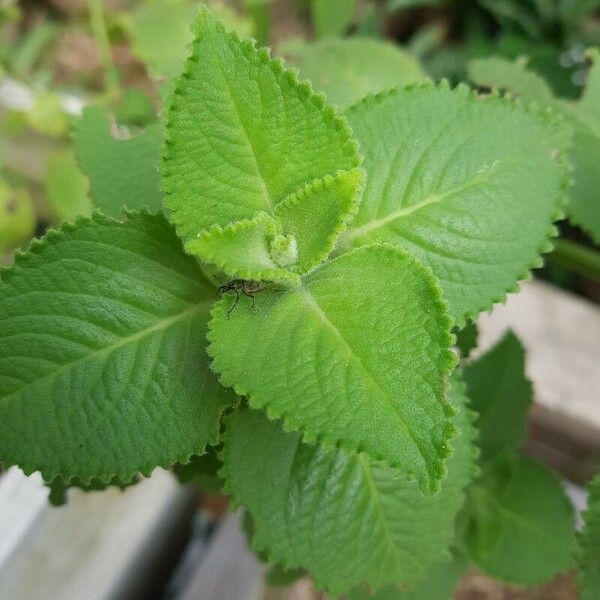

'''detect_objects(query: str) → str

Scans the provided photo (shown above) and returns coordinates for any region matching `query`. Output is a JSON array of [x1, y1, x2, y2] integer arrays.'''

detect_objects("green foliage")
[[341, 83, 569, 325], [221, 377, 476, 596], [283, 37, 427, 106], [0, 212, 233, 484], [311, 0, 357, 38], [460, 453, 576, 584], [347, 555, 465, 600], [468, 49, 600, 244], [579, 473, 600, 600], [74, 107, 163, 217], [455, 321, 478, 358], [0, 178, 35, 254], [172, 446, 224, 492], [210, 244, 456, 493], [162, 7, 362, 281], [463, 331, 532, 461], [44, 151, 93, 223]]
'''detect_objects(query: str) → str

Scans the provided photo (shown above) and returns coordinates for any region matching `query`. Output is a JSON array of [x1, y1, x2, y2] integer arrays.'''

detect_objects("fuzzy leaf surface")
[[0, 213, 232, 483], [210, 244, 456, 494], [579, 473, 600, 600], [461, 453, 576, 584], [162, 7, 361, 277], [283, 38, 426, 106], [463, 331, 532, 461], [222, 379, 476, 596], [341, 84, 569, 324], [74, 107, 163, 216]]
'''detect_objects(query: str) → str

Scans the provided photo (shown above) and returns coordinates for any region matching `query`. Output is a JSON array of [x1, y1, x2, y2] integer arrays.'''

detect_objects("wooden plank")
[[0, 468, 197, 600]]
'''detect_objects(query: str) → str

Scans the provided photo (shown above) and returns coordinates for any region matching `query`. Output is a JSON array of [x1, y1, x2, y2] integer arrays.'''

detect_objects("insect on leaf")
[[209, 243, 457, 494]]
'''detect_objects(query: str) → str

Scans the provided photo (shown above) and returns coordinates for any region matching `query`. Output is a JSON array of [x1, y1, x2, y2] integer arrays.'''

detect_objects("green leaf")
[[560, 49, 600, 244], [162, 7, 361, 279], [44, 150, 93, 223], [74, 107, 163, 217], [311, 0, 357, 38], [47, 475, 137, 507], [468, 56, 555, 104], [0, 212, 233, 484], [463, 331, 532, 461], [347, 555, 465, 600], [209, 243, 456, 494], [283, 37, 427, 107], [172, 446, 224, 493], [461, 453, 576, 584], [221, 377, 477, 596], [455, 320, 478, 359], [0, 178, 35, 254], [579, 473, 600, 600], [340, 83, 570, 325]]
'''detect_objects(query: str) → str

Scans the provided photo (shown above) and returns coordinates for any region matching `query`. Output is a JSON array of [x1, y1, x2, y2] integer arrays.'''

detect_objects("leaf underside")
[[162, 7, 361, 279], [0, 212, 233, 484], [209, 243, 456, 494], [74, 107, 164, 217], [221, 376, 477, 596], [463, 453, 576, 585], [342, 83, 570, 325], [463, 330, 532, 461]]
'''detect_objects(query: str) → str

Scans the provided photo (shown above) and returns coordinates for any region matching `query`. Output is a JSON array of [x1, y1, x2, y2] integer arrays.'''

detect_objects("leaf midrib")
[[296, 286, 430, 473], [341, 172, 495, 244], [0, 301, 211, 405]]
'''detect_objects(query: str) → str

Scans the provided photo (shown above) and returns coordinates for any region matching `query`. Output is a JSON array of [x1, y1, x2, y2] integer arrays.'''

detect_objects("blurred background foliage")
[[1, 0, 599, 298]]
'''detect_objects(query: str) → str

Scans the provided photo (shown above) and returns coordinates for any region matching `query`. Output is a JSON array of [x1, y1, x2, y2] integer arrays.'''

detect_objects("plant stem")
[[88, 0, 120, 100], [549, 238, 600, 281]]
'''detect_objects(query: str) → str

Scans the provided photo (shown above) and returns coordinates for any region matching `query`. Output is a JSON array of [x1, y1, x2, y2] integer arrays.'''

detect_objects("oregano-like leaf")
[[461, 453, 576, 584], [162, 7, 362, 279], [283, 37, 427, 107], [340, 83, 570, 325], [209, 243, 456, 494], [463, 331, 532, 461], [579, 473, 600, 600], [0, 212, 233, 484], [221, 378, 476, 596], [74, 107, 163, 217], [468, 50, 600, 244]]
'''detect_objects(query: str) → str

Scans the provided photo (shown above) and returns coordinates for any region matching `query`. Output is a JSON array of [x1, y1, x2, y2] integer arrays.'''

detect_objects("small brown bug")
[[216, 279, 265, 317]]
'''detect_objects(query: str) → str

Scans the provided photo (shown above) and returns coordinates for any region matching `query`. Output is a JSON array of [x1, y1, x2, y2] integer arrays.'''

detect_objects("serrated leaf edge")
[[345, 80, 573, 328], [208, 242, 459, 495]]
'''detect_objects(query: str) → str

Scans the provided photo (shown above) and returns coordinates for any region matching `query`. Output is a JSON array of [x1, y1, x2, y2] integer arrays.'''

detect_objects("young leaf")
[[74, 107, 163, 217], [0, 212, 233, 484], [221, 378, 476, 596], [209, 243, 456, 494], [461, 453, 576, 584], [283, 38, 426, 107], [162, 7, 361, 279], [579, 473, 600, 600], [463, 331, 532, 461], [468, 56, 555, 104], [340, 83, 570, 325]]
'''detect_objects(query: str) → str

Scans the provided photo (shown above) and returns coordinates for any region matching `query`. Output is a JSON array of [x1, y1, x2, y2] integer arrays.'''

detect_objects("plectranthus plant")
[[1, 5, 595, 597]]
